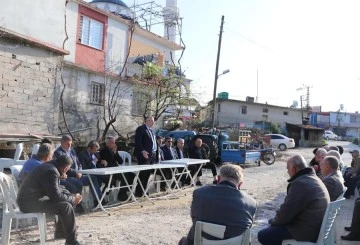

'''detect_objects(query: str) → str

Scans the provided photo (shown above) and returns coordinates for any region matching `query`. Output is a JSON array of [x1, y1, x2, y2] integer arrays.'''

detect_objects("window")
[[132, 91, 151, 116], [79, 16, 104, 50], [262, 115, 268, 121], [263, 108, 268, 113], [350, 115, 356, 123], [241, 106, 247, 114], [284, 111, 289, 115], [90, 82, 104, 105], [217, 103, 221, 112]]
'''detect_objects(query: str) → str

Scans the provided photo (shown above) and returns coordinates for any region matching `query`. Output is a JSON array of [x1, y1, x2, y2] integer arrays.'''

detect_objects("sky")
[[90, 0, 360, 113]]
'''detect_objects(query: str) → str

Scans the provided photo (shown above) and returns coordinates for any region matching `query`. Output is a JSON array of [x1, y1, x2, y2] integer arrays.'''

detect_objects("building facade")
[[310, 111, 360, 139], [212, 98, 305, 132], [0, 0, 185, 141]]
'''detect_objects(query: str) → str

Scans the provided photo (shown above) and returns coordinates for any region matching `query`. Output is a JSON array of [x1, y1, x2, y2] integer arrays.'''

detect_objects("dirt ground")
[[4, 141, 357, 245]]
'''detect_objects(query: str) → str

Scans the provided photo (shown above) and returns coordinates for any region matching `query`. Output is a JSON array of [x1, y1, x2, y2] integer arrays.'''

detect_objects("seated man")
[[159, 137, 177, 191], [188, 138, 217, 186], [18, 143, 54, 186], [77, 140, 105, 206], [344, 150, 360, 198], [258, 155, 330, 245], [17, 155, 82, 245], [320, 156, 346, 201], [309, 148, 326, 176], [178, 164, 257, 245], [99, 136, 135, 201], [54, 135, 84, 213]]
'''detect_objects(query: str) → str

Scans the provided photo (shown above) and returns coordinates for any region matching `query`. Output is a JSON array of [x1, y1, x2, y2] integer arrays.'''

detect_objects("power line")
[[224, 27, 287, 59]]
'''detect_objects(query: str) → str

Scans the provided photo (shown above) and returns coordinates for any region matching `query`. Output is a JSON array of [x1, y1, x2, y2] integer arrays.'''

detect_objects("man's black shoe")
[[341, 233, 360, 241], [117, 192, 129, 202], [65, 240, 81, 245], [196, 181, 203, 186], [344, 226, 352, 232], [160, 185, 167, 192], [344, 195, 351, 199], [54, 229, 66, 239], [75, 204, 85, 214]]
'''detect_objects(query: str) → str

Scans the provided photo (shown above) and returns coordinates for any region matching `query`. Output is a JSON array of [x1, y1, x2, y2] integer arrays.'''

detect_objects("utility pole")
[[211, 15, 225, 130], [300, 96, 304, 124]]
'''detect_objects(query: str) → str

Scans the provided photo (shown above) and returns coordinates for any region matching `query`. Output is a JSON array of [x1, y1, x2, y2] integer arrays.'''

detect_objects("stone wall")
[[0, 38, 62, 135]]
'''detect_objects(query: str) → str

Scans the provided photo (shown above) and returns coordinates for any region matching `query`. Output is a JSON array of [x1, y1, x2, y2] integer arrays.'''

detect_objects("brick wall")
[[0, 38, 62, 135]]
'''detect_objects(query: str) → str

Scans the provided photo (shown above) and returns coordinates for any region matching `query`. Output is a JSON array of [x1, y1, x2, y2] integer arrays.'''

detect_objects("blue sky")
[[89, 0, 360, 113]]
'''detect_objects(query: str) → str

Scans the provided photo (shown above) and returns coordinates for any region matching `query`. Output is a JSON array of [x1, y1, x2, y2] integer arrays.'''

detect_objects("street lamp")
[[211, 69, 230, 129]]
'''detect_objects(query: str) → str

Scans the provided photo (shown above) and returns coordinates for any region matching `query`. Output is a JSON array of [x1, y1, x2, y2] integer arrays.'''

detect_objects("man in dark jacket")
[[188, 138, 217, 186], [77, 140, 104, 206], [54, 135, 83, 195], [178, 164, 257, 245], [17, 155, 82, 245], [320, 156, 346, 201], [99, 136, 134, 201], [134, 116, 157, 196], [258, 154, 330, 245]]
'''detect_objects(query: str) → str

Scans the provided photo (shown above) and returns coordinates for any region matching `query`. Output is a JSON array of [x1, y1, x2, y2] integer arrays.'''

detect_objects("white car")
[[323, 130, 337, 140], [265, 134, 296, 151]]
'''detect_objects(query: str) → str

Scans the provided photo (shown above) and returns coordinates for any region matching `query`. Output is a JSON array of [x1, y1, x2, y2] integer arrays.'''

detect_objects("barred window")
[[241, 106, 247, 114], [284, 111, 289, 115], [132, 91, 151, 116], [263, 108, 268, 113], [90, 82, 104, 105], [79, 16, 104, 50]]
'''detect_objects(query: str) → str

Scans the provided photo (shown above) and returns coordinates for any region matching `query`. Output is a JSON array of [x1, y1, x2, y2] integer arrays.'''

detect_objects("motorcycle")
[[260, 148, 276, 165]]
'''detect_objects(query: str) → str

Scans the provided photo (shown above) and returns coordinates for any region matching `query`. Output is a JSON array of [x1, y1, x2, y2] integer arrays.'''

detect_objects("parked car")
[[265, 134, 295, 151], [323, 130, 337, 140]]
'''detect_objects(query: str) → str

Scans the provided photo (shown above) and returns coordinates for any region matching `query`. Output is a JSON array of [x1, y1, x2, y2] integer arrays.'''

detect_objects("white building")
[[0, 0, 185, 141], [212, 97, 305, 131]]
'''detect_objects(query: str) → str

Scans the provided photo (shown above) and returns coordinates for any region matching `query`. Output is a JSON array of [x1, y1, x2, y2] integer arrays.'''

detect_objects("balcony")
[[125, 62, 184, 80]]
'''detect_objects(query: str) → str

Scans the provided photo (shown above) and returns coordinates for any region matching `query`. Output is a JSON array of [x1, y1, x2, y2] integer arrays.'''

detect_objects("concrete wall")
[[61, 66, 143, 142], [0, 0, 66, 49], [106, 18, 128, 74], [216, 100, 303, 127], [64, 1, 79, 63], [0, 38, 61, 135]]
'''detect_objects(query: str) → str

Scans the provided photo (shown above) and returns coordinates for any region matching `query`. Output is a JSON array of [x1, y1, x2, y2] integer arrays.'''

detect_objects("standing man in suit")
[[54, 135, 84, 213], [178, 164, 257, 245], [134, 116, 157, 196], [77, 140, 104, 206], [320, 156, 346, 201], [17, 155, 82, 245]]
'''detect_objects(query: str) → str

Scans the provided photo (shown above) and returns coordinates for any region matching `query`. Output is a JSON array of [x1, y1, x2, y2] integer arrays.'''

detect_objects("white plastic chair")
[[31, 143, 40, 156], [0, 172, 47, 245], [10, 165, 23, 188], [0, 143, 25, 172], [118, 151, 132, 166], [13, 143, 23, 161], [194, 221, 251, 245], [282, 198, 345, 245]]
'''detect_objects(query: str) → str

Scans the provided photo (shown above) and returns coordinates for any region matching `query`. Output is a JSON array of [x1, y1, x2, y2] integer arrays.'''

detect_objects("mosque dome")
[[91, 0, 129, 8], [90, 0, 133, 19]]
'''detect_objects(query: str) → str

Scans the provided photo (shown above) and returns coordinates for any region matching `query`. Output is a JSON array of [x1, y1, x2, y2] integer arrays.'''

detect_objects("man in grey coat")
[[178, 164, 257, 245], [258, 155, 330, 245], [320, 156, 346, 201]]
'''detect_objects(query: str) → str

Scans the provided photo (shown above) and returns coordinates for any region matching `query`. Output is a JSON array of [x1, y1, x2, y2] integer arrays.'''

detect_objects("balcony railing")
[[125, 62, 185, 80]]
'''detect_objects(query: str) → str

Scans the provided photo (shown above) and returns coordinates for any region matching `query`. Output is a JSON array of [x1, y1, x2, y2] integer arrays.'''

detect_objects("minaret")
[[163, 0, 178, 63]]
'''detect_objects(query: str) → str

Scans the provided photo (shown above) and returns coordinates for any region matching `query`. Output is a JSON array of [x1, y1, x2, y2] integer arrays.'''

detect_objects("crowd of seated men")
[[14, 130, 356, 244]]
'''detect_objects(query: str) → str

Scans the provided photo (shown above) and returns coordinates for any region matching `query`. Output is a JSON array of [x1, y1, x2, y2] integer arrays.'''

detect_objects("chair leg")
[[1, 215, 12, 245], [37, 214, 47, 244]]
